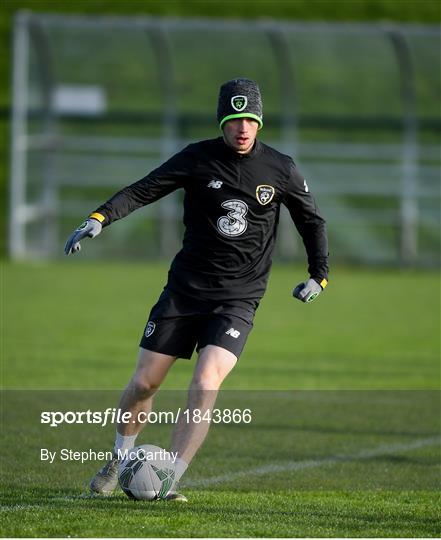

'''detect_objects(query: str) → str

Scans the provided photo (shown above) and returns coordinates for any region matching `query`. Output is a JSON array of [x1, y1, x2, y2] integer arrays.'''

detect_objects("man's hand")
[[64, 218, 102, 255], [293, 278, 324, 303]]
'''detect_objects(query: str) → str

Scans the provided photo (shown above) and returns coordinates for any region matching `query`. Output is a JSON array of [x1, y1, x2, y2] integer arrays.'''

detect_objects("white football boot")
[[163, 491, 188, 502], [89, 453, 119, 495]]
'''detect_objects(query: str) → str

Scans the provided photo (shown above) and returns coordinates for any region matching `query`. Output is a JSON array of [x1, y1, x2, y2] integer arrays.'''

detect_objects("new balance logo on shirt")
[[225, 328, 241, 338], [207, 180, 223, 189]]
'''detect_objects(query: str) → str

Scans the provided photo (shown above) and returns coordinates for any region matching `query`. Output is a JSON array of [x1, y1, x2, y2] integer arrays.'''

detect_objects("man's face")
[[222, 118, 259, 154]]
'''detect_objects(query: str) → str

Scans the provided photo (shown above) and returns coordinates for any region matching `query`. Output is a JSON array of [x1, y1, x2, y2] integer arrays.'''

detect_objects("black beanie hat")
[[217, 78, 263, 130]]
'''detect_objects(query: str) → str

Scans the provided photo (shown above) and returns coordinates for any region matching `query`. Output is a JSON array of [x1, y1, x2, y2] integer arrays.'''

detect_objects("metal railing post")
[[29, 17, 58, 257], [266, 25, 299, 259], [9, 11, 30, 259], [388, 27, 419, 266], [146, 23, 180, 258]]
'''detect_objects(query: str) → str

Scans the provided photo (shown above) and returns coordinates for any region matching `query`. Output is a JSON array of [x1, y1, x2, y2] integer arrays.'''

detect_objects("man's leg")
[[170, 345, 237, 484], [90, 347, 176, 494], [116, 348, 176, 437]]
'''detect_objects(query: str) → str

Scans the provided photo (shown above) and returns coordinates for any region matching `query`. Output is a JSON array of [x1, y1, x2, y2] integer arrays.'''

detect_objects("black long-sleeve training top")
[[92, 137, 329, 301]]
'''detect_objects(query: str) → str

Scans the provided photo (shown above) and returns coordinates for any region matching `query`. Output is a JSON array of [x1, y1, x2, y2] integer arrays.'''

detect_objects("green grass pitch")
[[1, 261, 440, 537]]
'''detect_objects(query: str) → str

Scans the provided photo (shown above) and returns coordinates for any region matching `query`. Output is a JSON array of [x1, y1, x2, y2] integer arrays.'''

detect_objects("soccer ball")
[[118, 444, 176, 501]]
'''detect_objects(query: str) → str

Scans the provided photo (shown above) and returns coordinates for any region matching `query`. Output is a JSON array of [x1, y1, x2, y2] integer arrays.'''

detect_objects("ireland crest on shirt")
[[256, 185, 275, 205]]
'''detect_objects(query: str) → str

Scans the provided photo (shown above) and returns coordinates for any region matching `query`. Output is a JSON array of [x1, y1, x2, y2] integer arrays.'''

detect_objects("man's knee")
[[192, 345, 237, 391], [130, 349, 176, 398], [191, 373, 222, 392], [130, 373, 159, 399], [187, 375, 219, 411]]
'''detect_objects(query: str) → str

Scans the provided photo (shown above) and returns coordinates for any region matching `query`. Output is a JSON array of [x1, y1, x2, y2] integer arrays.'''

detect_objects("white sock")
[[174, 457, 188, 484], [114, 431, 138, 454]]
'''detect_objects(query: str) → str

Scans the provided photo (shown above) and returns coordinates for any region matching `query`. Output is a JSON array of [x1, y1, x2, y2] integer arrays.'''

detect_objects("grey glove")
[[64, 218, 102, 255], [293, 278, 323, 303]]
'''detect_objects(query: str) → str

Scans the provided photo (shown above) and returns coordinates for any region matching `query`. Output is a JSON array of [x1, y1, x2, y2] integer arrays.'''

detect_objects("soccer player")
[[64, 78, 329, 501]]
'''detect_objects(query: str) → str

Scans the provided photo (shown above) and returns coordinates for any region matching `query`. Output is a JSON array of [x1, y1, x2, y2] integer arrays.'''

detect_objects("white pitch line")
[[0, 504, 44, 512], [184, 435, 441, 488]]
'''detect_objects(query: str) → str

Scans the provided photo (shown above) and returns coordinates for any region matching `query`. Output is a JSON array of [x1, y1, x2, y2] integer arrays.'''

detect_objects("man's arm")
[[282, 160, 329, 301], [91, 146, 194, 226], [64, 146, 194, 255]]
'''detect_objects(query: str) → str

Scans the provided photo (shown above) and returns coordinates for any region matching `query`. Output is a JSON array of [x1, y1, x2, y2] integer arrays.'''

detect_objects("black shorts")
[[139, 289, 258, 359]]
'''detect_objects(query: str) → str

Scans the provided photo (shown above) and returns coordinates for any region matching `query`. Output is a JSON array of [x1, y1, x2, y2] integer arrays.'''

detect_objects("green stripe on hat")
[[219, 113, 263, 130]]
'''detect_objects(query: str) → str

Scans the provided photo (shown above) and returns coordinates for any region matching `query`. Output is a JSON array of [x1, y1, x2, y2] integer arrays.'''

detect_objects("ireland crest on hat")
[[231, 95, 248, 112]]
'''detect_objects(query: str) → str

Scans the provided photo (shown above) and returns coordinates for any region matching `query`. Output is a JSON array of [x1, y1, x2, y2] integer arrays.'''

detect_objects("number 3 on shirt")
[[217, 199, 248, 237]]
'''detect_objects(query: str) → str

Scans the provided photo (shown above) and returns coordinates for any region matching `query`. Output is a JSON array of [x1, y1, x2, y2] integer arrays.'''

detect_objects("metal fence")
[[10, 12, 441, 265]]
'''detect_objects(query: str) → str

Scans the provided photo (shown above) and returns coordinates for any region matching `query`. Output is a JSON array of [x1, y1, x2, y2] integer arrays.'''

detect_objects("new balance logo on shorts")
[[225, 328, 240, 338], [207, 180, 223, 189]]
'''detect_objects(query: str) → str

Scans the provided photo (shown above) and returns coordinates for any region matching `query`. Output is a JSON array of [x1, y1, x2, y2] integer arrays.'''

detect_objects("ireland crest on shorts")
[[256, 185, 275, 205], [231, 95, 247, 112], [145, 321, 156, 338]]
